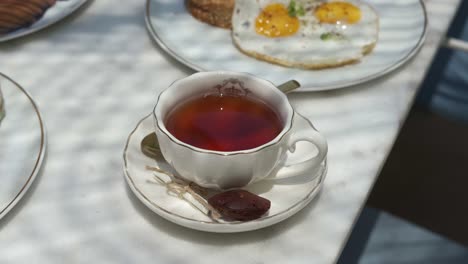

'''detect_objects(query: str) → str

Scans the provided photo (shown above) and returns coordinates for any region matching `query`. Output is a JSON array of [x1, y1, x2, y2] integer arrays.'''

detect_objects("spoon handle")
[[277, 80, 301, 94]]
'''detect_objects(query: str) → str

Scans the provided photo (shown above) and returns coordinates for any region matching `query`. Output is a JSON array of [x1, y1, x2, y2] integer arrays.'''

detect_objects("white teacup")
[[153, 72, 328, 189]]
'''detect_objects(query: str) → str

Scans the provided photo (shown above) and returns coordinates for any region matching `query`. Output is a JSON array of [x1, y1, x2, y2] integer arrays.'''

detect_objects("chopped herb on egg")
[[288, 0, 296, 16], [320, 32, 346, 41], [288, 0, 305, 17], [297, 5, 305, 16]]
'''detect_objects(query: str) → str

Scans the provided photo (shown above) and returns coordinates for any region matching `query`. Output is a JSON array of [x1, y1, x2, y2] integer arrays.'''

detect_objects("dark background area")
[[339, 2, 468, 263]]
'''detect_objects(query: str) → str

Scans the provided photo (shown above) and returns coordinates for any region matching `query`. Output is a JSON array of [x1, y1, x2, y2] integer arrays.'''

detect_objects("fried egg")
[[232, 0, 379, 69]]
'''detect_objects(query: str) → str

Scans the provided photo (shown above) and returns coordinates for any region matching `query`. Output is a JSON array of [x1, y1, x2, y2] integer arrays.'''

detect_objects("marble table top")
[[0, 0, 461, 263]]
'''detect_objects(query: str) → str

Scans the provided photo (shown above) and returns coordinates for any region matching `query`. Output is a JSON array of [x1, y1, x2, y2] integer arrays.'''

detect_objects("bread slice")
[[0, 0, 56, 35], [189, 0, 234, 13], [186, 0, 234, 29]]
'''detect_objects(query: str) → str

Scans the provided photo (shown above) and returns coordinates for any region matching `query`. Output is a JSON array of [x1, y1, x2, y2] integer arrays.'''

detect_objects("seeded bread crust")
[[186, 0, 234, 29], [189, 0, 234, 12]]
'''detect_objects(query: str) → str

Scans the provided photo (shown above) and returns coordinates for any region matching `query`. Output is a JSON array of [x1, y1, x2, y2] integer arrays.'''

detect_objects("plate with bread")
[[0, 0, 90, 42], [0, 73, 46, 220], [146, 0, 427, 91]]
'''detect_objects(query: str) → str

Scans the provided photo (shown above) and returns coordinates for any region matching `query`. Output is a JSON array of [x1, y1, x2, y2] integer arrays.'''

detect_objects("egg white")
[[232, 0, 379, 69]]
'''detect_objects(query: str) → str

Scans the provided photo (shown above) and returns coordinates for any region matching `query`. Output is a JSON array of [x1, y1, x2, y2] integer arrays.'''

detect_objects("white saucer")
[[123, 114, 327, 233], [0, 73, 46, 219]]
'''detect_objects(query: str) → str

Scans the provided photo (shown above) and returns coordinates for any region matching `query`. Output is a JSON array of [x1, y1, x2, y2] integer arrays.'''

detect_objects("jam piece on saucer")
[[208, 190, 271, 221]]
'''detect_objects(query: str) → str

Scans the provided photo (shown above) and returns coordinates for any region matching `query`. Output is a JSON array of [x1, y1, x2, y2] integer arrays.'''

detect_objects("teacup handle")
[[275, 113, 328, 181]]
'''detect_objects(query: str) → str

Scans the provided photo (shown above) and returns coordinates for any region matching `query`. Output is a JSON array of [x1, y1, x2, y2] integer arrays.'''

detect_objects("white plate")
[[0, 0, 90, 42], [0, 73, 46, 219], [146, 0, 427, 91], [123, 114, 327, 233]]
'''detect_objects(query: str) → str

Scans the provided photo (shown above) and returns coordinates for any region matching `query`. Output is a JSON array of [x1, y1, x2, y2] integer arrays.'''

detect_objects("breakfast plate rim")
[[144, 0, 428, 92], [0, 72, 47, 220], [123, 113, 328, 232], [0, 0, 91, 42]]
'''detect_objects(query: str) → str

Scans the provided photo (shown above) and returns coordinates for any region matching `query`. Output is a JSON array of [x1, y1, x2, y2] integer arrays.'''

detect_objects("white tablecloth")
[[0, 0, 461, 263]]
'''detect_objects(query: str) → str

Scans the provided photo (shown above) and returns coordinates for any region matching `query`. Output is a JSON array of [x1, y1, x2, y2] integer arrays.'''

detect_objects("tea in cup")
[[153, 71, 327, 189]]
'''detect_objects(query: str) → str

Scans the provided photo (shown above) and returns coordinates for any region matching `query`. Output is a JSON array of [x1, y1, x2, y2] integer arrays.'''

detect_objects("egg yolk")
[[255, 3, 300, 38], [315, 2, 361, 24]]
